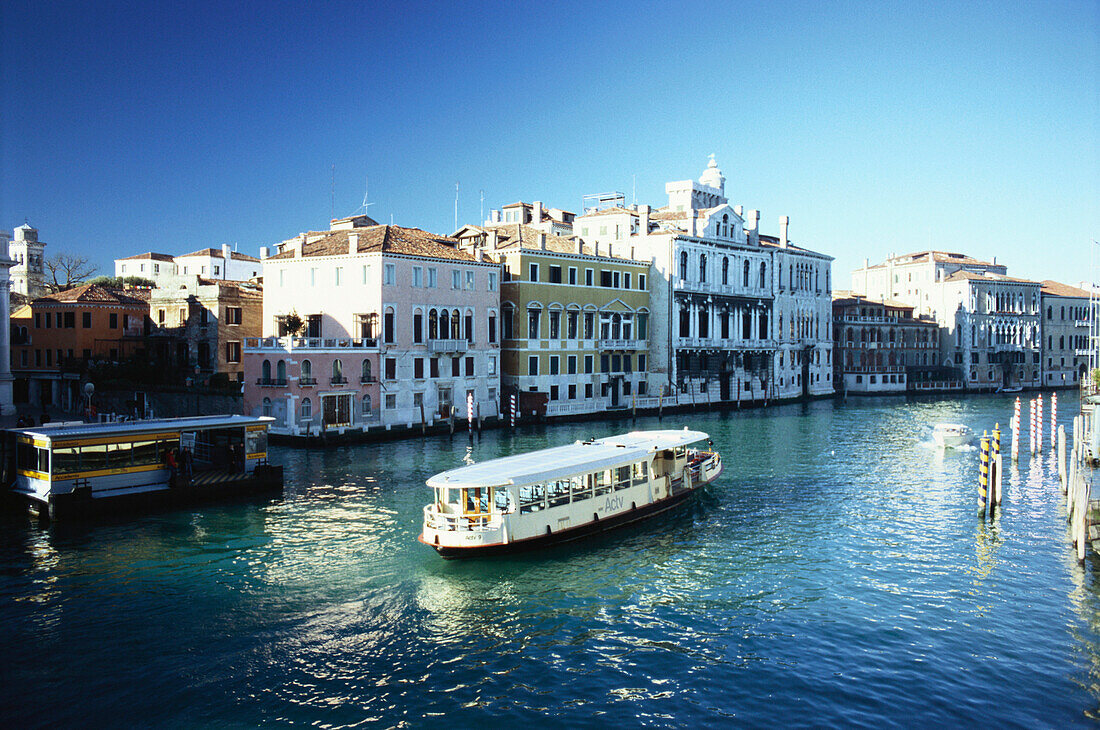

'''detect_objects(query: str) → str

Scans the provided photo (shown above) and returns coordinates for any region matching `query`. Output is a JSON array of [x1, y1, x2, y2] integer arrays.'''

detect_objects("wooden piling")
[[419, 402, 427, 436], [992, 424, 1002, 506], [978, 432, 990, 518], [1058, 424, 1066, 491]]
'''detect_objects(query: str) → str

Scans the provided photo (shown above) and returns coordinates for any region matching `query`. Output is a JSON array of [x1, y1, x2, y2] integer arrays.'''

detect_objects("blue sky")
[[2, 1, 1096, 286]]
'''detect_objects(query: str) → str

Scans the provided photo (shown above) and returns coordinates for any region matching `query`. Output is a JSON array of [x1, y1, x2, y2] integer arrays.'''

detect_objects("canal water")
[[2, 395, 1099, 727]]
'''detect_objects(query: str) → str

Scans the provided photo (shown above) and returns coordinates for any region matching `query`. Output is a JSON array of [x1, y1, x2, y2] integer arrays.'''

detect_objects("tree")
[[45, 252, 98, 291], [87, 275, 156, 289], [285, 311, 303, 336]]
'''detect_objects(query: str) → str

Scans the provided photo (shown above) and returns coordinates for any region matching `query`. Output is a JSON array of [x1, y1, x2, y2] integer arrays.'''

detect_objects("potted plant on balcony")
[[284, 310, 304, 349]]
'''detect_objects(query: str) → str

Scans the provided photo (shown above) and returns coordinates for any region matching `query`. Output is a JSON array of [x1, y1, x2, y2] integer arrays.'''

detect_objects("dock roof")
[[427, 429, 709, 489], [15, 415, 274, 441]]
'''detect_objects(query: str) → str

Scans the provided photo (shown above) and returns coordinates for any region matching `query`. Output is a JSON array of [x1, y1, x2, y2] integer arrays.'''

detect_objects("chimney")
[[348, 232, 359, 254], [747, 210, 759, 245], [222, 243, 232, 260], [259, 246, 269, 260], [575, 238, 583, 255], [594, 242, 601, 257], [491, 210, 501, 223], [779, 215, 789, 248], [734, 205, 743, 217], [864, 257, 869, 268], [607, 242, 614, 258], [992, 256, 997, 265], [538, 232, 547, 250], [689, 212, 697, 237], [476, 249, 485, 262], [488, 229, 499, 250], [639, 204, 650, 235], [533, 200, 544, 223]]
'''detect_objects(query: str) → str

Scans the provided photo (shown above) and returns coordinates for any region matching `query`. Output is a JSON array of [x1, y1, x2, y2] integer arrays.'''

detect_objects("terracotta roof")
[[942, 270, 1037, 285], [118, 252, 175, 262], [35, 284, 148, 306], [861, 250, 1001, 270], [578, 206, 638, 218], [177, 248, 260, 262], [480, 224, 598, 257], [833, 294, 914, 310], [1040, 280, 1092, 298], [650, 210, 689, 221], [268, 225, 476, 262], [330, 213, 379, 227]]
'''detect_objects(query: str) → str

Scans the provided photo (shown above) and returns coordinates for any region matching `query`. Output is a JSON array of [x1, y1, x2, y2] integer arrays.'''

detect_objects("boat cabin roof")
[[10, 415, 274, 443], [427, 429, 709, 490]]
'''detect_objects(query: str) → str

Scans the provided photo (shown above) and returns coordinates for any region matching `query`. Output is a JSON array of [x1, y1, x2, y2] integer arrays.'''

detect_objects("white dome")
[[699, 154, 724, 191]]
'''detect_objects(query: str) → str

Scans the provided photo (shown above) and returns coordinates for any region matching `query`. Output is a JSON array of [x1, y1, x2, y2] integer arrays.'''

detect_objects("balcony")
[[256, 378, 288, 387], [299, 376, 317, 386], [1076, 320, 1092, 328], [597, 338, 647, 351], [428, 339, 469, 354], [360, 376, 376, 385], [244, 337, 378, 351], [330, 375, 348, 385]]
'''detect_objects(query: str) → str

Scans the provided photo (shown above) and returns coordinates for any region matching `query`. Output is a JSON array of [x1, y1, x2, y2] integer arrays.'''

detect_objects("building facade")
[[832, 293, 941, 393], [850, 250, 1007, 318], [455, 224, 653, 416], [242, 219, 501, 436], [1039, 280, 1091, 388], [10, 284, 149, 411], [600, 156, 834, 403], [148, 277, 263, 381], [116, 244, 261, 285]]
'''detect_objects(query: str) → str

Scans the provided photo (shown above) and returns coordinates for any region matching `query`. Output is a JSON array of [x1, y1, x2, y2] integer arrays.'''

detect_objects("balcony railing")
[[1076, 320, 1092, 328], [597, 338, 646, 351], [256, 378, 288, 387], [244, 337, 378, 350], [330, 375, 348, 385], [428, 339, 469, 353], [299, 376, 317, 386], [360, 376, 376, 384]]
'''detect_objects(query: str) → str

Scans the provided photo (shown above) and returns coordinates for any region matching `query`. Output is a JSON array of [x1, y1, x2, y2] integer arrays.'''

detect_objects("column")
[[0, 260, 12, 415]]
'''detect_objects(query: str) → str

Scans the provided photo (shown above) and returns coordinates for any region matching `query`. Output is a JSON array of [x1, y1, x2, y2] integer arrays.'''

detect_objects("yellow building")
[[455, 224, 652, 415]]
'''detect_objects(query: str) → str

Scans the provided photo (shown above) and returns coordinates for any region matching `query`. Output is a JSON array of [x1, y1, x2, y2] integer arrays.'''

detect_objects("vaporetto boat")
[[419, 429, 722, 558]]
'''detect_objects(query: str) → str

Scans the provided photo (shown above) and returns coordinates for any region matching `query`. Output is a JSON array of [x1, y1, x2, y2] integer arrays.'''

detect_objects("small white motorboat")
[[932, 423, 972, 449]]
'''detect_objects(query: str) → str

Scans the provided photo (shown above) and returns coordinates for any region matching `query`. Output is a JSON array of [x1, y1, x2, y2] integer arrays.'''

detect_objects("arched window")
[[300, 397, 312, 421], [612, 313, 622, 340], [361, 359, 372, 383], [361, 394, 372, 416], [699, 254, 707, 283], [262, 397, 272, 417], [261, 360, 271, 381], [451, 309, 462, 339], [301, 359, 312, 382], [759, 262, 766, 288], [428, 309, 439, 339], [722, 257, 729, 285], [680, 251, 689, 280], [276, 360, 286, 382], [743, 260, 750, 287], [439, 310, 450, 339], [332, 359, 343, 381]]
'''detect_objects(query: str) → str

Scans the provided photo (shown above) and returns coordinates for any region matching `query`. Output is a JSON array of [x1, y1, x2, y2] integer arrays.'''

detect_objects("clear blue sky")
[[2, 0, 1097, 286]]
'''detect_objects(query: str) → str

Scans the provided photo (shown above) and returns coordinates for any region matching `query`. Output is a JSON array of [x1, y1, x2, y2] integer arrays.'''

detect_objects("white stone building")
[[577, 156, 834, 403], [115, 244, 261, 285], [1040, 280, 1091, 388], [850, 250, 1007, 318], [8, 223, 47, 298]]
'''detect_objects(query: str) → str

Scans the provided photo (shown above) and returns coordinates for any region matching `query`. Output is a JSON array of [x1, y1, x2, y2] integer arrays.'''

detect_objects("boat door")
[[463, 487, 489, 523]]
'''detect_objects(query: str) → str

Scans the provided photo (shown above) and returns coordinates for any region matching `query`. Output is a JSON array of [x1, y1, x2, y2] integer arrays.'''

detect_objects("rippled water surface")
[[3, 395, 1100, 727]]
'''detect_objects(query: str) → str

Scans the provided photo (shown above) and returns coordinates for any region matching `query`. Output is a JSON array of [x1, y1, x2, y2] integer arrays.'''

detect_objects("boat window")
[[615, 466, 631, 489], [632, 462, 647, 484], [81, 442, 109, 471], [570, 475, 590, 501], [674, 447, 686, 459], [494, 489, 514, 512], [132, 440, 159, 467], [245, 429, 267, 456], [159, 438, 178, 461], [548, 480, 570, 507], [109, 442, 132, 467], [594, 470, 613, 496], [519, 485, 545, 513], [17, 441, 48, 474], [52, 446, 81, 475]]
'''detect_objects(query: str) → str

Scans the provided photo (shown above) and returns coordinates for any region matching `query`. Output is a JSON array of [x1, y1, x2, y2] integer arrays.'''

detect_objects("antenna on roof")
[[331, 164, 335, 220], [356, 176, 375, 216], [632, 175, 636, 206], [454, 182, 459, 232], [480, 189, 484, 225]]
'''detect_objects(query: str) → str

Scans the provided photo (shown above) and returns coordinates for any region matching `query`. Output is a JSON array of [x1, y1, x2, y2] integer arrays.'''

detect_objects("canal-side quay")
[[4, 393, 1100, 726]]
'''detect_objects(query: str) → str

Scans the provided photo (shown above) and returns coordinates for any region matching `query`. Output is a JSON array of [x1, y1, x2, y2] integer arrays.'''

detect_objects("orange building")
[[10, 284, 149, 411]]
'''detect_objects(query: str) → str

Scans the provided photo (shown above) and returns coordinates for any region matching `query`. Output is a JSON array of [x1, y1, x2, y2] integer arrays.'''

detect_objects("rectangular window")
[[465, 356, 474, 376], [158, 309, 166, 325], [529, 263, 539, 282], [430, 358, 440, 378], [624, 272, 631, 289], [567, 355, 577, 374], [64, 312, 75, 328], [465, 314, 474, 343], [451, 357, 461, 377], [550, 385, 559, 401], [34, 313, 39, 328], [528, 309, 540, 339], [567, 312, 578, 339], [310, 268, 317, 286], [549, 311, 561, 339], [601, 354, 610, 372], [528, 356, 539, 376], [613, 271, 621, 288], [385, 358, 397, 380], [488, 272, 497, 291], [385, 393, 396, 410], [427, 267, 437, 288], [585, 383, 593, 399], [384, 264, 396, 285], [226, 341, 242, 363], [568, 384, 577, 400], [488, 356, 496, 375], [488, 314, 497, 344], [583, 313, 594, 339], [584, 355, 594, 374], [384, 311, 395, 343], [639, 273, 646, 290], [412, 266, 423, 287], [452, 270, 461, 289], [413, 312, 423, 343], [226, 307, 242, 325], [335, 267, 343, 286], [568, 267, 577, 285], [638, 354, 647, 372], [601, 270, 612, 287], [109, 313, 118, 329], [466, 271, 474, 290], [585, 269, 593, 286], [361, 265, 368, 284], [549, 265, 562, 283], [414, 358, 424, 379], [550, 356, 560, 375]]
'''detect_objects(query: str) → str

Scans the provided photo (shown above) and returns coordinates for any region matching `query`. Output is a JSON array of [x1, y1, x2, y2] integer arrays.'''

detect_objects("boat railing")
[[423, 505, 501, 532]]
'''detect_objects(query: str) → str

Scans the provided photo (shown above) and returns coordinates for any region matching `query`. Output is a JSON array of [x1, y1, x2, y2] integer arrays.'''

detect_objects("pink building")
[[243, 216, 502, 436]]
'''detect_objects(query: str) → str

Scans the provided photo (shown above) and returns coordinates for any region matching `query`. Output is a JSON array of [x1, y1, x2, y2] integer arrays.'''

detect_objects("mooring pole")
[[978, 431, 990, 519]]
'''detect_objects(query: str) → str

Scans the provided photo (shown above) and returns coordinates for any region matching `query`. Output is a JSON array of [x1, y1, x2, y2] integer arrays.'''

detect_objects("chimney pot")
[[734, 205, 743, 216], [575, 238, 583, 255], [222, 243, 232, 260], [488, 230, 499, 250], [779, 215, 789, 248], [538, 232, 547, 250], [348, 233, 358, 254], [259, 246, 269, 259]]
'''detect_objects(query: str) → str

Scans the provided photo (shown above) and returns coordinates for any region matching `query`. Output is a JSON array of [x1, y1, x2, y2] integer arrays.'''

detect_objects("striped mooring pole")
[[1037, 395, 1044, 454], [1050, 392, 1058, 447], [992, 423, 1002, 506], [1029, 398, 1037, 455], [509, 394, 516, 429], [467, 391, 474, 435], [979, 431, 990, 518], [1011, 396, 1021, 463]]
